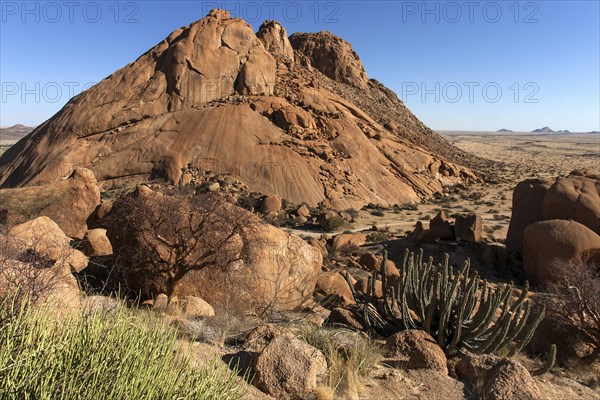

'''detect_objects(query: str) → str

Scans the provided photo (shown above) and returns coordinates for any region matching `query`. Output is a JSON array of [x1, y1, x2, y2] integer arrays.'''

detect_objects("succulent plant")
[[346, 249, 546, 356]]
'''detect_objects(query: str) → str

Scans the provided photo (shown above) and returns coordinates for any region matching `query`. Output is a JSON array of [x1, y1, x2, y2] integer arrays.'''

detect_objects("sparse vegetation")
[[544, 259, 600, 365], [366, 231, 389, 242], [0, 296, 245, 400], [337, 242, 360, 256], [321, 215, 346, 232]]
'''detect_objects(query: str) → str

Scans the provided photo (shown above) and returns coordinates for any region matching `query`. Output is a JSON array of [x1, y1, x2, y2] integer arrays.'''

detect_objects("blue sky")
[[1, 0, 599, 132]]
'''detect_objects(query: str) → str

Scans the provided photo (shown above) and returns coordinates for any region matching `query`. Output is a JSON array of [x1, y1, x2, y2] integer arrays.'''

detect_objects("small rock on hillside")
[[456, 354, 540, 400]]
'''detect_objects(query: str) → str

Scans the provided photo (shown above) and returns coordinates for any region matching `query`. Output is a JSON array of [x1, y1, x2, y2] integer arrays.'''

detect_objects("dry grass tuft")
[[296, 324, 381, 400]]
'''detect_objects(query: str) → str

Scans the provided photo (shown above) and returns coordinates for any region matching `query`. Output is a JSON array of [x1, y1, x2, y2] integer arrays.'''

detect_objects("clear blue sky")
[[1, 0, 599, 132]]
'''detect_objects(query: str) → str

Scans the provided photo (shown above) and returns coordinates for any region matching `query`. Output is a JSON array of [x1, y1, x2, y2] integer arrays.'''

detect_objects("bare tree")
[[544, 257, 600, 364], [105, 187, 259, 299]]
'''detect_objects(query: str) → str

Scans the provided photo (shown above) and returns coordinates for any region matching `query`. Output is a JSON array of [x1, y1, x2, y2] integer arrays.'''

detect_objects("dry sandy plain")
[[0, 140, 18, 156], [288, 132, 600, 243]]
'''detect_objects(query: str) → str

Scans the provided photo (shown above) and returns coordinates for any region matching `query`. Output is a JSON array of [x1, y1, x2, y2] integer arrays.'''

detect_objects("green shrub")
[[346, 249, 546, 356], [321, 216, 346, 232], [0, 298, 245, 400], [366, 231, 389, 243]]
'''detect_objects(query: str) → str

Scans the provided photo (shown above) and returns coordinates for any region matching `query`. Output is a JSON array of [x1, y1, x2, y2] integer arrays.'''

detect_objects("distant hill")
[[0, 124, 34, 141], [590, 131, 600, 134], [531, 127, 554, 133], [556, 130, 570, 133], [497, 129, 513, 132]]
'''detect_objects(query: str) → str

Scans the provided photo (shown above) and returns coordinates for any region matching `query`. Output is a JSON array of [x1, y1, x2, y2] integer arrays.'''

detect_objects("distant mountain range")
[[496, 127, 598, 134], [530, 127, 577, 133], [0, 124, 34, 141]]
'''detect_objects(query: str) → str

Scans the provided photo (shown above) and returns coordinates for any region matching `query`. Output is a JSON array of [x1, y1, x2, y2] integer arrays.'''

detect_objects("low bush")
[[544, 258, 600, 365], [0, 297, 245, 399]]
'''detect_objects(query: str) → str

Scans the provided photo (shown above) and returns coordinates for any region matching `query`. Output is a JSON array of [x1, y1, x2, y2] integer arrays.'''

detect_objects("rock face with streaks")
[[0, 9, 477, 210]]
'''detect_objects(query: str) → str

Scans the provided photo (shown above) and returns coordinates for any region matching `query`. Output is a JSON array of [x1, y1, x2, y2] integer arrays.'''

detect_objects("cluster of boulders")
[[0, 168, 324, 317], [506, 172, 600, 285], [248, 193, 356, 231], [409, 211, 483, 243]]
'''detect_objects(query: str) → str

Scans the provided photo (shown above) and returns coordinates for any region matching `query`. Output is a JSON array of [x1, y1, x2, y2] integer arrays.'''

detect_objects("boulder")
[[315, 271, 354, 305], [106, 188, 322, 313], [272, 106, 316, 130], [81, 228, 113, 256], [332, 232, 368, 253], [0, 230, 82, 315], [354, 278, 383, 297], [523, 220, 600, 285], [505, 178, 553, 254], [385, 330, 447, 373], [180, 295, 215, 318], [252, 332, 327, 399], [423, 211, 454, 242], [8, 216, 88, 273], [317, 211, 344, 231], [289, 31, 369, 89], [259, 194, 282, 214], [0, 168, 101, 238], [456, 354, 540, 400], [325, 307, 365, 330], [454, 213, 482, 243], [543, 176, 600, 234], [296, 205, 311, 218]]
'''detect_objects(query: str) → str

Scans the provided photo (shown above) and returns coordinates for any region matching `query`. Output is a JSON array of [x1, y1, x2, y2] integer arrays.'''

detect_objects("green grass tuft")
[[0, 297, 245, 400]]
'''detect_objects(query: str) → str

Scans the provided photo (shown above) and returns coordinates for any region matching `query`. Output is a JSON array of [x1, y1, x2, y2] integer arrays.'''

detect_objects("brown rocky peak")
[[0, 9, 478, 211], [257, 20, 295, 61], [207, 8, 231, 19], [289, 30, 369, 89]]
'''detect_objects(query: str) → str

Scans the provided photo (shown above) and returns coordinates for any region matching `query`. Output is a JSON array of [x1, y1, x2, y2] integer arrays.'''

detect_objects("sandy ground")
[[287, 132, 600, 243], [0, 140, 18, 156]]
